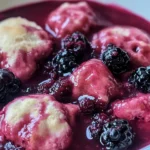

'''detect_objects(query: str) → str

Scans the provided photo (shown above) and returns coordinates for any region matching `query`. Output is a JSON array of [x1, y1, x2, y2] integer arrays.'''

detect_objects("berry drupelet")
[[49, 78, 73, 102], [78, 95, 96, 114], [52, 49, 78, 76], [100, 119, 135, 150], [0, 69, 21, 103], [78, 95, 108, 114], [128, 66, 150, 93], [61, 31, 91, 55], [101, 44, 130, 74], [89, 113, 110, 139]]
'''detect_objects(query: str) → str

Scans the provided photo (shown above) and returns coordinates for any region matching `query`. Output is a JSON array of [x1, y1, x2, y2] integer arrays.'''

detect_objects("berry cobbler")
[[0, 1, 150, 150]]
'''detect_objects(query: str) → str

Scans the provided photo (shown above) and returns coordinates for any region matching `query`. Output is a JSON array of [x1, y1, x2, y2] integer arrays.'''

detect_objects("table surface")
[[0, 0, 149, 21]]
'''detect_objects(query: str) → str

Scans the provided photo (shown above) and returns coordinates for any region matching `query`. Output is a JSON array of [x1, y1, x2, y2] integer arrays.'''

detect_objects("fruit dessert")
[[0, 1, 150, 150]]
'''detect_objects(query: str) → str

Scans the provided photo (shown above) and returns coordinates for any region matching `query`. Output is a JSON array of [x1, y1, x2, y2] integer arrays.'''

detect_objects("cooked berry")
[[53, 32, 92, 75], [62, 31, 90, 56], [93, 113, 110, 124], [95, 99, 108, 110], [36, 70, 59, 95], [8, 78, 21, 94], [49, 78, 72, 102], [37, 78, 56, 94], [89, 113, 109, 139], [0, 69, 21, 103], [78, 95, 96, 114], [48, 69, 59, 80], [52, 49, 78, 76], [101, 44, 130, 74], [4, 142, 23, 150], [128, 66, 150, 93], [89, 120, 102, 139], [100, 119, 135, 150]]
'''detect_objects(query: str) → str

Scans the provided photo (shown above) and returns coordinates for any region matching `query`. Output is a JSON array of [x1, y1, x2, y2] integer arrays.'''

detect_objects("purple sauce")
[[0, 1, 150, 150]]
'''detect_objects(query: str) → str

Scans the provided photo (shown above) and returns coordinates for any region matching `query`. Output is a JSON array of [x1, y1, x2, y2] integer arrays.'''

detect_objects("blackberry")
[[95, 99, 108, 110], [49, 78, 72, 102], [89, 113, 109, 139], [37, 73, 57, 94], [61, 31, 90, 56], [0, 69, 21, 103], [93, 113, 110, 124], [52, 49, 78, 76], [78, 95, 96, 114], [53, 32, 92, 75], [89, 120, 102, 139], [100, 119, 134, 150], [78, 95, 108, 114], [128, 66, 150, 93], [101, 44, 130, 74]]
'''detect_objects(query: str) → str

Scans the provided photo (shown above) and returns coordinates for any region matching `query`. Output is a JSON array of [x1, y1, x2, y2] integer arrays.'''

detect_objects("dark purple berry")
[[49, 78, 72, 102], [93, 113, 110, 124], [36, 70, 60, 95], [52, 49, 78, 76], [101, 44, 130, 74], [62, 31, 90, 56], [0, 69, 21, 103], [95, 99, 108, 110], [100, 119, 135, 150], [7, 78, 21, 94], [89, 113, 109, 139], [78, 95, 108, 114], [78, 95, 96, 114], [21, 86, 38, 95], [53, 32, 92, 75], [128, 66, 150, 93]]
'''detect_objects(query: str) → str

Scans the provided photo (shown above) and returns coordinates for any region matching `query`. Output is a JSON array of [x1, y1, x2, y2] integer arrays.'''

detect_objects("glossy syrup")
[[0, 1, 150, 150]]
